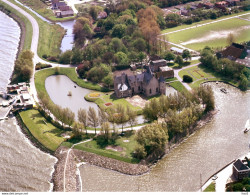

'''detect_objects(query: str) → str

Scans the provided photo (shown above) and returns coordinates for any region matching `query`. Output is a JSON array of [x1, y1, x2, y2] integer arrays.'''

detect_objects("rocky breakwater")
[[53, 146, 78, 192], [73, 149, 149, 176], [53, 146, 149, 192]]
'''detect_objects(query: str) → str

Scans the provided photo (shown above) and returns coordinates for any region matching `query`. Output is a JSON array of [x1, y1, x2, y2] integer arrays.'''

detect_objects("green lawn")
[[204, 182, 215, 192], [74, 131, 139, 164], [8, 0, 65, 58], [162, 11, 250, 51], [169, 81, 188, 92], [178, 65, 238, 89], [20, 109, 65, 151], [167, 60, 200, 69], [85, 92, 142, 114], [0, 1, 32, 50]]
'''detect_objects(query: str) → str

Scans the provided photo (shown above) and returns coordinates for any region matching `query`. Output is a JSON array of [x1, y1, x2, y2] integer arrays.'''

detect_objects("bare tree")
[[98, 108, 108, 125], [88, 107, 99, 135], [78, 108, 88, 134], [127, 106, 137, 130]]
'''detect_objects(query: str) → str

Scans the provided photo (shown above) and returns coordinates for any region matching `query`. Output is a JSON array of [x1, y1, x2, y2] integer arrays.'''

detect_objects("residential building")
[[218, 43, 247, 60], [233, 159, 250, 180], [156, 66, 174, 79], [150, 59, 168, 72], [114, 67, 166, 98]]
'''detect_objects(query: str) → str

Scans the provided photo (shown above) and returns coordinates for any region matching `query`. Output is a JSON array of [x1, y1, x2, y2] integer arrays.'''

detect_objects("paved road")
[[173, 62, 200, 91]]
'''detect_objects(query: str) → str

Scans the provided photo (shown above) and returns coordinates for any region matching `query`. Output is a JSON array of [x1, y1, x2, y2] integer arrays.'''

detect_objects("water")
[[79, 83, 250, 191], [58, 20, 75, 52], [45, 75, 99, 120], [0, 12, 20, 91], [0, 11, 56, 191]]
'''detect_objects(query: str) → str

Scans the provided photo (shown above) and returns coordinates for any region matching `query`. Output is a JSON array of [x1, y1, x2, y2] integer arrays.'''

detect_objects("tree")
[[182, 49, 192, 62], [88, 107, 99, 135], [136, 122, 168, 159], [72, 122, 83, 139], [163, 51, 175, 62], [238, 74, 248, 91], [98, 108, 108, 125], [114, 52, 130, 67], [114, 104, 128, 133], [174, 55, 184, 67], [227, 33, 236, 46], [78, 108, 88, 134], [103, 74, 113, 89], [59, 50, 72, 64], [127, 106, 137, 130], [62, 107, 75, 127], [137, 52, 146, 65], [112, 24, 126, 38], [165, 13, 182, 28], [183, 75, 193, 83], [133, 38, 146, 52], [71, 49, 83, 65]]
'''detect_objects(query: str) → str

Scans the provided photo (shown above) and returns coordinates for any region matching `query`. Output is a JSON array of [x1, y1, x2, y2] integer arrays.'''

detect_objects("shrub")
[[183, 75, 193, 83]]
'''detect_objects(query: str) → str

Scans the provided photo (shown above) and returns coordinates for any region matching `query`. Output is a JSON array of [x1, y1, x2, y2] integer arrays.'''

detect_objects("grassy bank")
[[0, 1, 32, 50], [19, 109, 65, 151], [204, 182, 216, 192], [169, 81, 188, 92], [18, 0, 75, 22], [74, 131, 140, 164], [8, 0, 65, 58]]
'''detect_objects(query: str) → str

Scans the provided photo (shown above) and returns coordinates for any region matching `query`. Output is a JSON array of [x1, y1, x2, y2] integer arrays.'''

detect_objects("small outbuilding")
[[232, 159, 250, 180]]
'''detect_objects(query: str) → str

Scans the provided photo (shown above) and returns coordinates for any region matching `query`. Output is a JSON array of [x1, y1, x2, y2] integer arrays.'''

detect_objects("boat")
[[244, 119, 250, 133], [220, 88, 227, 94]]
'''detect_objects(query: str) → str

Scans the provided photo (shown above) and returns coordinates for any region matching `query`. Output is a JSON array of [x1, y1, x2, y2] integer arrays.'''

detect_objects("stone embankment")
[[53, 146, 149, 192]]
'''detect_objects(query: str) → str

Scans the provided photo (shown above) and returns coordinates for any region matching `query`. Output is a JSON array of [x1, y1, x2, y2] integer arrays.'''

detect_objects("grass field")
[[85, 92, 142, 114], [20, 109, 65, 151], [0, 1, 32, 50], [74, 131, 139, 163], [8, 0, 65, 57], [178, 65, 238, 88], [162, 11, 250, 51]]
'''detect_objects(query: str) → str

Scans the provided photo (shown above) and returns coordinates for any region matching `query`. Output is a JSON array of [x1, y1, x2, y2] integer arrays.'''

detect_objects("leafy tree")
[[183, 75, 193, 83], [59, 50, 72, 64], [98, 108, 108, 125], [174, 55, 184, 67], [71, 49, 83, 65], [182, 49, 192, 62], [114, 52, 130, 67], [163, 51, 175, 62], [137, 52, 146, 65], [88, 107, 99, 135], [111, 24, 126, 38], [72, 122, 84, 139], [133, 38, 146, 52], [238, 74, 248, 91], [78, 108, 88, 134], [136, 122, 168, 159], [165, 13, 182, 28], [103, 74, 113, 89]]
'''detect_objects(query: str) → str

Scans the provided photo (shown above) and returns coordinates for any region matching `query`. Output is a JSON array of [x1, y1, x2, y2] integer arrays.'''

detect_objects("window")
[[138, 86, 140, 91], [150, 89, 152, 94], [156, 87, 158, 92]]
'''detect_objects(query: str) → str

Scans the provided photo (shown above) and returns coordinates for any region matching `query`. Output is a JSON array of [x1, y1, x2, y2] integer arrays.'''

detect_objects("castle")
[[114, 66, 166, 98]]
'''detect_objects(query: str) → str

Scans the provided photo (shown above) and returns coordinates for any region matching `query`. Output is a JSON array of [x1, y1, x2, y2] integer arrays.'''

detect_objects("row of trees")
[[136, 85, 215, 160], [12, 50, 34, 83], [199, 46, 249, 91]]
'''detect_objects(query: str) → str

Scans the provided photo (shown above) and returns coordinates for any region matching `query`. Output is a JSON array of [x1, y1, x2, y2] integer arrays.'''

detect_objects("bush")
[[232, 183, 243, 191], [183, 75, 193, 83], [47, 56, 58, 62]]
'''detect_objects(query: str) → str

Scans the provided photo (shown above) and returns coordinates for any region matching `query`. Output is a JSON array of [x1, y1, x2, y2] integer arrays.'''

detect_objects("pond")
[[45, 75, 98, 120]]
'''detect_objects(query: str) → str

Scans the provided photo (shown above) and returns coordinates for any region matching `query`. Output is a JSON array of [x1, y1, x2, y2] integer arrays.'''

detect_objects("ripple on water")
[[0, 11, 57, 192]]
